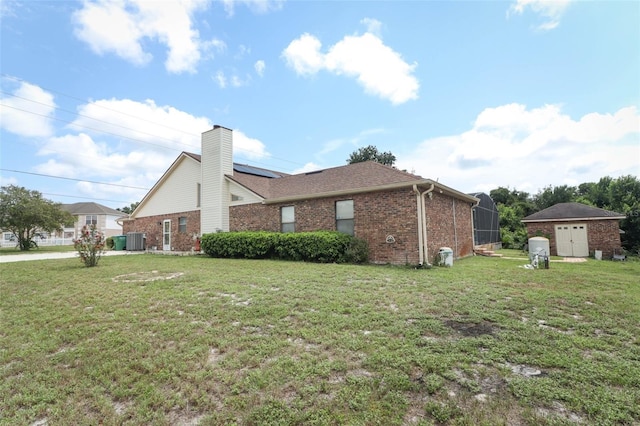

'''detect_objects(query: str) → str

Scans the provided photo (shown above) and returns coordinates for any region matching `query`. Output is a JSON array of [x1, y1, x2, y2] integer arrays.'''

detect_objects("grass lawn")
[[1, 253, 638, 425]]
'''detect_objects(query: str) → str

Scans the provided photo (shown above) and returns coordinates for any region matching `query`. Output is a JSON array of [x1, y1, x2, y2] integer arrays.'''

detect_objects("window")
[[179, 217, 187, 233], [85, 215, 97, 225], [281, 206, 295, 233], [231, 194, 243, 201], [196, 183, 201, 207], [336, 200, 354, 236]]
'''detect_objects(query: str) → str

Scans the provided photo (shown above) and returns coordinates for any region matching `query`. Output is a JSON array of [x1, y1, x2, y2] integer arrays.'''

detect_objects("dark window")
[[179, 217, 187, 233], [85, 215, 97, 225], [281, 206, 295, 233], [336, 200, 354, 236]]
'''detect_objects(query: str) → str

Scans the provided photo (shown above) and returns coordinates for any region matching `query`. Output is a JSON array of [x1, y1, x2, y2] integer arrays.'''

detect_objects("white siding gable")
[[135, 156, 201, 218], [228, 179, 264, 206]]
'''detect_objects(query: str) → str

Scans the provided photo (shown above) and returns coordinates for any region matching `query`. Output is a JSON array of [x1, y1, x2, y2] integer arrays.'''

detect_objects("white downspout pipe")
[[414, 183, 435, 265]]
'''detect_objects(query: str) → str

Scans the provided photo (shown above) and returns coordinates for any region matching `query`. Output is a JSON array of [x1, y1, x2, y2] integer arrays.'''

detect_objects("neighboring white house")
[[2, 202, 126, 247], [59, 202, 127, 240]]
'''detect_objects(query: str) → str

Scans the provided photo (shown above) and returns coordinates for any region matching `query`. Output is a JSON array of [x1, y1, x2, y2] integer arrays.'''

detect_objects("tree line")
[[490, 175, 640, 253]]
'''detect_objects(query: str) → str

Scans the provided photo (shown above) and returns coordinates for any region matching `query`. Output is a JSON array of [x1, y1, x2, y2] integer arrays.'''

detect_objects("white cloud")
[[254, 60, 265, 77], [0, 81, 56, 138], [282, 23, 419, 105], [397, 104, 640, 194], [69, 98, 211, 151], [233, 129, 270, 160], [215, 71, 227, 88], [508, 0, 572, 31], [360, 17, 382, 37], [220, 0, 284, 17], [72, 0, 210, 73], [291, 162, 322, 175]]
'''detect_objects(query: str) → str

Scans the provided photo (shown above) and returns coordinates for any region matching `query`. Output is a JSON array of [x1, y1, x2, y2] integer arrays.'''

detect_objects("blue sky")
[[1, 0, 638, 209]]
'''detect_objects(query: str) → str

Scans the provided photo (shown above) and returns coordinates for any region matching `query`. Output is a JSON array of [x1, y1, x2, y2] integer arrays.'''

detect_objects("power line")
[[1, 104, 184, 153], [1, 75, 309, 169], [0, 169, 150, 190], [41, 192, 135, 205], [0, 89, 195, 149], [1, 74, 196, 137]]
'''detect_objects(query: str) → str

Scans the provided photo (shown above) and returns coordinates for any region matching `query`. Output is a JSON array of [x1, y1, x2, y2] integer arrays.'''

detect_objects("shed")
[[522, 202, 625, 258], [469, 192, 501, 250]]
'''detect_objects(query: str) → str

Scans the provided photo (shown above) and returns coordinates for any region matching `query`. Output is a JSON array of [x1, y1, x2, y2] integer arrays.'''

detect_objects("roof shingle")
[[522, 202, 625, 222]]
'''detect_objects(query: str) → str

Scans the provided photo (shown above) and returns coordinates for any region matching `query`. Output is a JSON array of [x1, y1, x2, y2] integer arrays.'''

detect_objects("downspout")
[[470, 198, 480, 253], [414, 183, 435, 265], [453, 198, 458, 258]]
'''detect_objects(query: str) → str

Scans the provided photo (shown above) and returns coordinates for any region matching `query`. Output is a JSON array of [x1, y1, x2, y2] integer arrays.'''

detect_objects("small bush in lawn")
[[74, 224, 105, 267], [105, 236, 114, 250]]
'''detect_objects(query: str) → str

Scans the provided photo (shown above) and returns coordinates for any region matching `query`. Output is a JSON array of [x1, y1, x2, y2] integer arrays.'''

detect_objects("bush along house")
[[123, 125, 479, 265]]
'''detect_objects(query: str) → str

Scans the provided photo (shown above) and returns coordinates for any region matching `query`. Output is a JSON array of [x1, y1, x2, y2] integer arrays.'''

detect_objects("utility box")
[[438, 247, 454, 267], [126, 232, 146, 251]]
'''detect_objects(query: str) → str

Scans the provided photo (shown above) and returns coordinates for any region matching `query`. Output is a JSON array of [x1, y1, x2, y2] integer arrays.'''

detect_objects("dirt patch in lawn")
[[112, 271, 184, 283], [444, 320, 498, 337]]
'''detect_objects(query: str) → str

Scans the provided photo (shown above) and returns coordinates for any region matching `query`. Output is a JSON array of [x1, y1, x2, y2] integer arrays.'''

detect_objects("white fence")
[[1, 237, 74, 248]]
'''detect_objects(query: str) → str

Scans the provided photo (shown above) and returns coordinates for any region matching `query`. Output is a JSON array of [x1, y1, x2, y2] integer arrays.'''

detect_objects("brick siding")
[[124, 189, 475, 264], [123, 210, 201, 251], [525, 219, 622, 258], [231, 188, 474, 265]]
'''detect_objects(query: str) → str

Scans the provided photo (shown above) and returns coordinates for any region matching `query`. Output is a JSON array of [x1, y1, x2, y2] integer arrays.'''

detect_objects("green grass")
[[0, 244, 76, 256], [1, 254, 638, 425]]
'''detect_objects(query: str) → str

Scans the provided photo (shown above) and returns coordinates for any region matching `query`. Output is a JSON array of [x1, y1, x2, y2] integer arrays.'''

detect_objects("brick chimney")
[[201, 125, 233, 234]]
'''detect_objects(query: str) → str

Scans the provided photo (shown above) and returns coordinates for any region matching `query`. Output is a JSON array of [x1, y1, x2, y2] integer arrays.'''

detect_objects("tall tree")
[[118, 201, 140, 215], [347, 145, 396, 166], [0, 185, 75, 250]]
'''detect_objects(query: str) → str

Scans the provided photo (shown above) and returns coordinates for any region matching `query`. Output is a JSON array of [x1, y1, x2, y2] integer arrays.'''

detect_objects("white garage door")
[[555, 223, 588, 257]]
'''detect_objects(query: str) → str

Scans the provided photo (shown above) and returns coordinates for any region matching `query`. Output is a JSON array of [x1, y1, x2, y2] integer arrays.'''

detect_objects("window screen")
[[336, 200, 354, 236], [281, 206, 295, 233]]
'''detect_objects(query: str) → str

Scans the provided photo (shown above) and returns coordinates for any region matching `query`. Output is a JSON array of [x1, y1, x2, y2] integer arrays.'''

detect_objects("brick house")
[[123, 126, 479, 265], [522, 202, 625, 258]]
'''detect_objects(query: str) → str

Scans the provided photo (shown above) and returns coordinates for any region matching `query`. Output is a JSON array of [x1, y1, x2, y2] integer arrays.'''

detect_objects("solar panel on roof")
[[233, 164, 281, 178]]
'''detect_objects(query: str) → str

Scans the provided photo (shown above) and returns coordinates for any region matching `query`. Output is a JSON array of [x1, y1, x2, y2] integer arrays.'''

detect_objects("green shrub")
[[200, 231, 369, 264], [105, 236, 114, 250]]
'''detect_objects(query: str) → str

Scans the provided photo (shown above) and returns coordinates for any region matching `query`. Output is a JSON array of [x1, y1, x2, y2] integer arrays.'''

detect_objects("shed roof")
[[522, 202, 625, 222]]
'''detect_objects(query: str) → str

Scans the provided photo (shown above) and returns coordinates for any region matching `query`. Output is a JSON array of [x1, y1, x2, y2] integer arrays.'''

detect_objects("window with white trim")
[[281, 206, 295, 233], [85, 215, 97, 225], [336, 200, 354, 236]]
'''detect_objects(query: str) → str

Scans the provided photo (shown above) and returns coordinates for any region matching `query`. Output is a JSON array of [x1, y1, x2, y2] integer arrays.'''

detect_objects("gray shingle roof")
[[61, 202, 126, 216], [522, 202, 625, 222], [185, 152, 476, 203]]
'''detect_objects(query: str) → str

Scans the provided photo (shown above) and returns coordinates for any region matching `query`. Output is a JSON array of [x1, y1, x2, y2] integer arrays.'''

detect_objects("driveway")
[[0, 250, 143, 263]]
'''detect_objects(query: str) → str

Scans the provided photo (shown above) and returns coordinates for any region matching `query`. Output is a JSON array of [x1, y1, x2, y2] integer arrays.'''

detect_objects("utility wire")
[[41, 192, 135, 205], [0, 89, 196, 149], [0, 169, 150, 190], [1, 104, 185, 152], [1, 75, 309, 170]]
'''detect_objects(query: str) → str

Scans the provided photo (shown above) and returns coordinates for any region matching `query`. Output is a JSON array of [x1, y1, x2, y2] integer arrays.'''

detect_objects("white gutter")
[[413, 183, 435, 265]]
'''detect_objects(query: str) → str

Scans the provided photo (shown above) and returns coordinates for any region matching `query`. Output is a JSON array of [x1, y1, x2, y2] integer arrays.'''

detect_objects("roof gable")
[[522, 202, 625, 222]]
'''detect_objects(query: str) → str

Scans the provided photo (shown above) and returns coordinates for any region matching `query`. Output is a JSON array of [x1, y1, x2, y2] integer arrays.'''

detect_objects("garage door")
[[555, 223, 588, 257]]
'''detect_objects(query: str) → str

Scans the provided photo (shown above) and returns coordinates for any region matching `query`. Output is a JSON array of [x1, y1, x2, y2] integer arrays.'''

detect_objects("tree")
[[347, 145, 396, 166], [533, 185, 577, 210], [118, 201, 140, 215], [0, 185, 75, 251]]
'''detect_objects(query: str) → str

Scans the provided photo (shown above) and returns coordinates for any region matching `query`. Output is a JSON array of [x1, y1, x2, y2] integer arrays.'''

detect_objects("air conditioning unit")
[[126, 232, 146, 251]]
